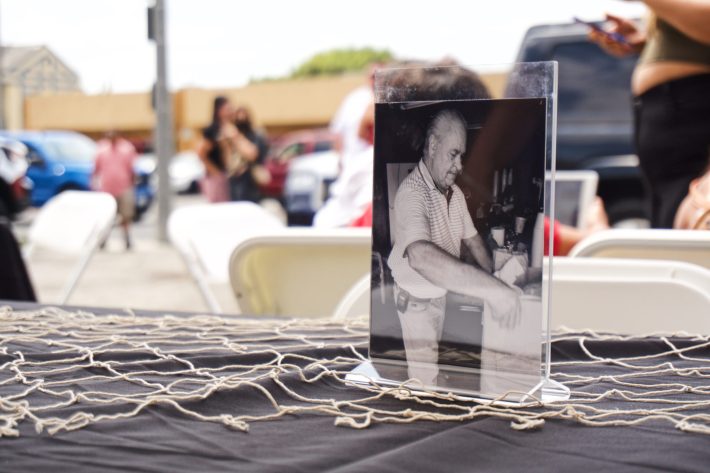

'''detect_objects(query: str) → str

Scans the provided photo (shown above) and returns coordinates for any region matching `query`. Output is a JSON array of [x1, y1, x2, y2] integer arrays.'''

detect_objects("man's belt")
[[394, 284, 441, 312]]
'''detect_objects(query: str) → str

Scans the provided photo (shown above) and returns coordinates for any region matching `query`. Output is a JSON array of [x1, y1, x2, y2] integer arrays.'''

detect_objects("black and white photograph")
[[369, 66, 548, 398]]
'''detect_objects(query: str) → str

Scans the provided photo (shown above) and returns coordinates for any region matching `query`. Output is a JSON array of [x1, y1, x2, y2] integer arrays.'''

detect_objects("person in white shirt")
[[314, 71, 376, 228]]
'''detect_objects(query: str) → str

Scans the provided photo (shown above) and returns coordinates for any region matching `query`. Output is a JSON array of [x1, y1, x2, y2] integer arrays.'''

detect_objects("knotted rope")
[[2, 306, 710, 437]]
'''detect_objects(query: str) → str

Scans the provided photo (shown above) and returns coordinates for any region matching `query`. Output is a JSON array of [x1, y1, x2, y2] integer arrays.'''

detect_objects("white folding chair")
[[332, 273, 370, 321], [167, 202, 285, 313], [24, 191, 116, 304], [228, 228, 371, 318], [569, 229, 710, 270], [550, 257, 710, 335]]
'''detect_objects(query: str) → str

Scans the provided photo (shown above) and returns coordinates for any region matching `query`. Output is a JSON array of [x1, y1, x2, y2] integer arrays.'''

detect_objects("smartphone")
[[574, 17, 630, 46]]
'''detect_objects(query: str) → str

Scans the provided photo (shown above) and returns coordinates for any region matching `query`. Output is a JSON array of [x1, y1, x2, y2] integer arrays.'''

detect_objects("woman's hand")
[[589, 13, 646, 57]]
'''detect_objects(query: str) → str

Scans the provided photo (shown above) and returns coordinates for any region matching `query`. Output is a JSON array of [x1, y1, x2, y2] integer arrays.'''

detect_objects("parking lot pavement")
[[13, 193, 240, 314]]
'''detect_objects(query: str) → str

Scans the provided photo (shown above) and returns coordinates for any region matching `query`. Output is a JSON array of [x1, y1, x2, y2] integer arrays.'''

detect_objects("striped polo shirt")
[[388, 160, 477, 299]]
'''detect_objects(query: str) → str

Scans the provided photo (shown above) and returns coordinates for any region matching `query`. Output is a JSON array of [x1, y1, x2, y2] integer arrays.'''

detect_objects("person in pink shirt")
[[93, 131, 137, 249]]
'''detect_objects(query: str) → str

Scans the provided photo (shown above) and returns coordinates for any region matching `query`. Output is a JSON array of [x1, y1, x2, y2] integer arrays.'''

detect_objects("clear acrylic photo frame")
[[347, 61, 570, 404]]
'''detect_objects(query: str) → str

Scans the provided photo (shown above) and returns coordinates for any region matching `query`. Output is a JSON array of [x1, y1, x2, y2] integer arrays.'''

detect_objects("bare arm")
[[645, 0, 710, 45], [357, 102, 375, 143], [589, 14, 647, 57], [92, 154, 101, 190], [407, 240, 521, 329], [230, 131, 258, 162], [407, 240, 509, 298], [462, 234, 493, 273], [93, 155, 101, 179], [220, 124, 258, 163]]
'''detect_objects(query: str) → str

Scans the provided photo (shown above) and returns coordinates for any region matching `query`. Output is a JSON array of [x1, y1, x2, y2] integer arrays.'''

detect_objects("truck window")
[[552, 41, 637, 125]]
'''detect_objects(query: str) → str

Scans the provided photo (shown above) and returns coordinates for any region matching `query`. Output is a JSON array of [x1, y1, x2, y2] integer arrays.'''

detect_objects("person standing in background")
[[197, 96, 232, 203], [226, 106, 268, 203], [329, 65, 377, 172], [589, 2, 710, 228], [314, 98, 375, 228], [93, 131, 137, 250], [313, 66, 377, 228], [0, 139, 36, 301], [674, 159, 710, 229]]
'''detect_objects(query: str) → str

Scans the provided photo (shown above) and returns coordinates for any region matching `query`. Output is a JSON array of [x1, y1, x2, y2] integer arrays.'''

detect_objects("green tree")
[[290, 47, 393, 78]]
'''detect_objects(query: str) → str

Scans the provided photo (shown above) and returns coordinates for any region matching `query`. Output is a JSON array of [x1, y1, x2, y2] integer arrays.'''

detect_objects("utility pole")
[[0, 1, 5, 130], [149, 0, 173, 241]]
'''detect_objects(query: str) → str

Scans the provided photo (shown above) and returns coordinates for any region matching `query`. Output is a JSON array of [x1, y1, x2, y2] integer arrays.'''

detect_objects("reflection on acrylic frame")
[[348, 62, 569, 403], [544, 170, 599, 229]]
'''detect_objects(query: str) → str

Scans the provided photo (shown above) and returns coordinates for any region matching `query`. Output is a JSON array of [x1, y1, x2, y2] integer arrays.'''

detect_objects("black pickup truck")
[[514, 21, 649, 224]]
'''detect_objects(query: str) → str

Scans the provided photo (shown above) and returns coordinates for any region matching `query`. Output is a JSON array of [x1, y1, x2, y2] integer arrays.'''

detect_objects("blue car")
[[0, 130, 154, 219]]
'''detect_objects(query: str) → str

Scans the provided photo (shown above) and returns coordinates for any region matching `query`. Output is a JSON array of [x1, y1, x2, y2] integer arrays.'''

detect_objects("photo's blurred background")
[[0, 0, 649, 313]]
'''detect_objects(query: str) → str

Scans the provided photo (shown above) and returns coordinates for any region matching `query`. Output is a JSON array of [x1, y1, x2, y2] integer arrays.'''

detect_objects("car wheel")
[[59, 184, 84, 193]]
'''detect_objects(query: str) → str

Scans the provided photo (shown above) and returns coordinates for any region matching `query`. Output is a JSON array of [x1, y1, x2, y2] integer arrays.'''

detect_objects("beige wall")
[[175, 74, 368, 150], [22, 70, 509, 151], [4, 85, 24, 130], [25, 91, 156, 133]]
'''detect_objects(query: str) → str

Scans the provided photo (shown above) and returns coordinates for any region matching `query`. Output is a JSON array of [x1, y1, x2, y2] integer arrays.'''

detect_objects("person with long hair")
[[589, 2, 710, 228], [225, 106, 266, 202], [197, 96, 232, 203]]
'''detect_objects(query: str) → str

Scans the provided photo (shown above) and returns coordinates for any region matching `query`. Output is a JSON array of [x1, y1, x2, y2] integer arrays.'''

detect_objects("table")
[[1, 301, 709, 473]]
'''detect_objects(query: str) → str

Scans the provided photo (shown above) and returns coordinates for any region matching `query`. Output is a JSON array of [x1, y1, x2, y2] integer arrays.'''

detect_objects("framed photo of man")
[[363, 64, 557, 401]]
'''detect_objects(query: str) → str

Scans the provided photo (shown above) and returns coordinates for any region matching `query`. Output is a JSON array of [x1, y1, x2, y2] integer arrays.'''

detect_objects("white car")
[[169, 151, 204, 193], [135, 151, 205, 194]]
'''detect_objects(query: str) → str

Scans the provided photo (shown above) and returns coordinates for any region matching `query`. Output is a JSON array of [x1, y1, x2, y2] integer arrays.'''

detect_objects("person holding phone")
[[587, 2, 710, 228]]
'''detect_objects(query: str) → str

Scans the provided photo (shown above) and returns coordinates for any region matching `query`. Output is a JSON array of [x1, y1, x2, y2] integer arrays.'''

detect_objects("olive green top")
[[640, 19, 710, 66]]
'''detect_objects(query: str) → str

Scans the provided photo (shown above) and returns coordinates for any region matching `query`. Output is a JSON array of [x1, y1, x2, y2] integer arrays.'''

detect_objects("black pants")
[[228, 171, 260, 203], [0, 221, 36, 301], [634, 73, 710, 228]]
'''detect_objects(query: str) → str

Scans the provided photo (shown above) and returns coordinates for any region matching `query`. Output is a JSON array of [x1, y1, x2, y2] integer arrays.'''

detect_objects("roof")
[[1, 46, 43, 71], [0, 45, 79, 85]]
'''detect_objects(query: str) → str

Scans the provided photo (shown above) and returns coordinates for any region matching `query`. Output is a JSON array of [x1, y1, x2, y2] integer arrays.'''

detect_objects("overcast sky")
[[1, 0, 646, 94]]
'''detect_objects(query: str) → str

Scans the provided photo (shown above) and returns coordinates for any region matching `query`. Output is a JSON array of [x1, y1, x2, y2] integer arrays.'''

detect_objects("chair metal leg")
[[59, 229, 104, 304], [178, 249, 223, 314]]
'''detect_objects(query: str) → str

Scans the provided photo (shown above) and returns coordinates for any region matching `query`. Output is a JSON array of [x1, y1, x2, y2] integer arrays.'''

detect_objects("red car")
[[260, 128, 337, 199]]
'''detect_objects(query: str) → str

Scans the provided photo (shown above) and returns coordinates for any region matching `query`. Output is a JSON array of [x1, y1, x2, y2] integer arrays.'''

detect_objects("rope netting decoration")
[[2, 305, 710, 437]]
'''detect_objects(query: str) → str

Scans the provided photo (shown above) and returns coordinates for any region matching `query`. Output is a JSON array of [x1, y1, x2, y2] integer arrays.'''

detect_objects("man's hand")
[[486, 285, 522, 330], [589, 13, 646, 57], [513, 267, 543, 290]]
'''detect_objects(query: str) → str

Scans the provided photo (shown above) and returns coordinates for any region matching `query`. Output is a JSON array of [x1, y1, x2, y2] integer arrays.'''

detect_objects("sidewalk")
[[16, 194, 240, 314]]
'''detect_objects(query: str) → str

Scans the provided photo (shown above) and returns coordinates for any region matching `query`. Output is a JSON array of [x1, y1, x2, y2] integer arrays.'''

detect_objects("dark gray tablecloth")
[[1, 301, 708, 473]]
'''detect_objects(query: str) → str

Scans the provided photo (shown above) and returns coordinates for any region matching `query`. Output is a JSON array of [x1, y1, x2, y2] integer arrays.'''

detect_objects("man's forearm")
[[407, 240, 507, 298], [464, 234, 493, 273], [645, 0, 710, 44]]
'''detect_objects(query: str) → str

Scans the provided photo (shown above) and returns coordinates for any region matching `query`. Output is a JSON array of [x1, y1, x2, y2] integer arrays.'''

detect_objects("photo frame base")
[[538, 377, 571, 402], [346, 360, 568, 406]]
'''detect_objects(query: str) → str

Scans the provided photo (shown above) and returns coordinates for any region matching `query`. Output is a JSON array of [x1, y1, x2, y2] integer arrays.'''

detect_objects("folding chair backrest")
[[569, 229, 710, 270], [168, 202, 285, 279], [332, 273, 371, 320], [229, 228, 371, 318], [551, 257, 710, 335], [25, 191, 117, 304], [27, 191, 116, 255], [167, 202, 285, 313]]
